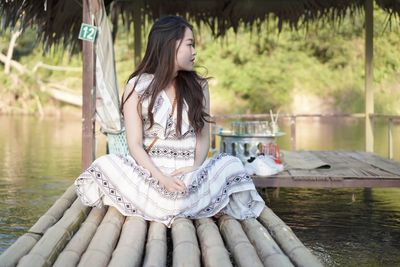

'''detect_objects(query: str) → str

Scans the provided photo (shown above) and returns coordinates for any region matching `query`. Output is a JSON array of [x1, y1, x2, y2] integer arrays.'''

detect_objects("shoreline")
[[0, 105, 82, 120]]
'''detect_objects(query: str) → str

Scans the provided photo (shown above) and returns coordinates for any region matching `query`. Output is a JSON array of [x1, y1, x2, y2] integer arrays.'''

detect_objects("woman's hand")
[[170, 166, 199, 177], [159, 175, 186, 193]]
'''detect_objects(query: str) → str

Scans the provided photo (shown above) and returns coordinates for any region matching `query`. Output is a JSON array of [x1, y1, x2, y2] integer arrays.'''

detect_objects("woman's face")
[[175, 27, 196, 72]]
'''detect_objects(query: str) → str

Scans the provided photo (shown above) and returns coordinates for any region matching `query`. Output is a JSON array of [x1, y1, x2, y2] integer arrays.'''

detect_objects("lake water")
[[0, 115, 399, 266]]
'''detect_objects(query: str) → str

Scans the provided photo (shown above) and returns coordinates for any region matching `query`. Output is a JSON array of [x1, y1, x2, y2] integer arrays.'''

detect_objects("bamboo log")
[[258, 207, 323, 267], [53, 207, 107, 267], [195, 218, 232, 267], [218, 215, 263, 267], [108, 216, 148, 267], [171, 218, 201, 267], [17, 199, 90, 267], [142, 222, 167, 267], [30, 185, 78, 234], [0, 185, 77, 267], [77, 207, 125, 267], [0, 233, 40, 266], [241, 219, 294, 267]]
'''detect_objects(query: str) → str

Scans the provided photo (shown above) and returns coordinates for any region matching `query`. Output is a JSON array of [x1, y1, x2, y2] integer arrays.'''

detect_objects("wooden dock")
[[0, 185, 322, 267], [4, 150, 395, 266], [253, 151, 400, 188]]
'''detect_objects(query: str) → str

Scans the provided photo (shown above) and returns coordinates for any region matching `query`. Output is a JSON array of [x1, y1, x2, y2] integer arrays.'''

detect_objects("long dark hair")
[[121, 15, 212, 136]]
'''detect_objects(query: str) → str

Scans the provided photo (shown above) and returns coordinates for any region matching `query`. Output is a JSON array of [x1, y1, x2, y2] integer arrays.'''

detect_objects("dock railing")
[[211, 113, 400, 160]]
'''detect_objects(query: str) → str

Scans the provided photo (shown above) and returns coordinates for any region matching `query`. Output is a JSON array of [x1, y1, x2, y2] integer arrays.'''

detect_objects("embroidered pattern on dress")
[[89, 167, 142, 215], [117, 155, 187, 200], [116, 153, 237, 201], [148, 145, 195, 160], [144, 124, 163, 138], [152, 95, 164, 114], [169, 127, 196, 139], [181, 128, 195, 138], [164, 115, 174, 137], [142, 101, 195, 139], [187, 153, 230, 194], [184, 171, 253, 218], [88, 165, 175, 222]]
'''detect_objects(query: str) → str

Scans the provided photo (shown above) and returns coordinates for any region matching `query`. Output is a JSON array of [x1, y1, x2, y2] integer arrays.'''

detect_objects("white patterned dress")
[[75, 74, 265, 227]]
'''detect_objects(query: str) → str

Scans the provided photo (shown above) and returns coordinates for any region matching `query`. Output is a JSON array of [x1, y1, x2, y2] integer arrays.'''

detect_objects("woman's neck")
[[164, 82, 176, 103]]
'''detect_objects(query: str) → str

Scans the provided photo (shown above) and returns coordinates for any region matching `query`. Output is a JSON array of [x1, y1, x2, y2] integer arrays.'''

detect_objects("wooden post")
[[365, 0, 374, 152], [133, 0, 142, 66], [388, 118, 393, 159], [211, 124, 217, 149], [82, 0, 96, 169], [290, 115, 296, 151]]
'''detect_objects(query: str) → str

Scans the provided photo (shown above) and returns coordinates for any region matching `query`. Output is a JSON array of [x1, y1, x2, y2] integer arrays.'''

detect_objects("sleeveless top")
[[127, 73, 197, 173]]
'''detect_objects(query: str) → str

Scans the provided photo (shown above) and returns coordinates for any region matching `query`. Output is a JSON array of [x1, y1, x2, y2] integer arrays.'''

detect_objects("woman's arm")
[[123, 83, 185, 192]]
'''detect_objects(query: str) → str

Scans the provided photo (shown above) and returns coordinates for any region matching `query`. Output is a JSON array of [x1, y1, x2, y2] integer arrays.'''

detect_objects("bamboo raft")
[[0, 185, 322, 267], [253, 151, 400, 188]]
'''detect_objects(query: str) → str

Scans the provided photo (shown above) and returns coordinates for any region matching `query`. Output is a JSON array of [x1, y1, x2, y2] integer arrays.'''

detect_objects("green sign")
[[78, 23, 97, 42]]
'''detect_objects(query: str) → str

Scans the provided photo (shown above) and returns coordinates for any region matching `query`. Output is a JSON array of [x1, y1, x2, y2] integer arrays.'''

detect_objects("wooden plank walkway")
[[0, 185, 322, 267], [253, 151, 400, 188]]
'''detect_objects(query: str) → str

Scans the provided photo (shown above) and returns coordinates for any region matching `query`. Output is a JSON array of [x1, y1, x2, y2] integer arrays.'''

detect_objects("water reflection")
[[262, 188, 400, 266], [0, 116, 106, 252]]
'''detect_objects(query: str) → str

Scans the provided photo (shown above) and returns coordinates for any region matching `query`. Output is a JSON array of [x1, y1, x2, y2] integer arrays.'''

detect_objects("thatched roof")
[[1, 0, 399, 52]]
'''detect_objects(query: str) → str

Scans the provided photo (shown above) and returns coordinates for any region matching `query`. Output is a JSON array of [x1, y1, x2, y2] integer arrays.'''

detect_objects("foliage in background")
[[0, 27, 82, 114], [193, 7, 400, 114], [0, 6, 399, 115]]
